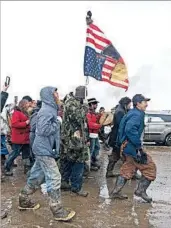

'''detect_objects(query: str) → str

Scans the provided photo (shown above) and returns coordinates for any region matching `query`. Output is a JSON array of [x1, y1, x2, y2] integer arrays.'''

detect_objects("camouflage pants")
[[120, 154, 156, 181]]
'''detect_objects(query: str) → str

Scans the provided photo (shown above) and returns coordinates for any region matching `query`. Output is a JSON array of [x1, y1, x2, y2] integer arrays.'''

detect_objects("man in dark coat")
[[107, 97, 131, 177]]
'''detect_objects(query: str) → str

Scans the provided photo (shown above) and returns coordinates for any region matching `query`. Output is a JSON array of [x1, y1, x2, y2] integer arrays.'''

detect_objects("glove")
[[141, 151, 148, 164], [135, 149, 147, 164]]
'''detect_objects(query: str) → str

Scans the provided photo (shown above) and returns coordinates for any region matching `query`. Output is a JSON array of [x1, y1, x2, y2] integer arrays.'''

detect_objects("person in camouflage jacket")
[[60, 86, 89, 197]]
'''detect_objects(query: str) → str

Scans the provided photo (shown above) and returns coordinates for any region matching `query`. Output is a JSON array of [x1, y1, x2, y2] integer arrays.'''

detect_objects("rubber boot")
[[49, 189, 75, 221], [91, 161, 100, 170], [18, 185, 40, 210], [110, 176, 128, 200], [106, 153, 117, 178], [61, 181, 71, 191], [23, 158, 31, 174], [71, 188, 89, 197], [134, 176, 152, 203]]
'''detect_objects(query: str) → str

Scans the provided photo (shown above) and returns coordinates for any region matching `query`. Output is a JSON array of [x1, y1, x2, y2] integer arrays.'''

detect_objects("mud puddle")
[[1, 147, 171, 228]]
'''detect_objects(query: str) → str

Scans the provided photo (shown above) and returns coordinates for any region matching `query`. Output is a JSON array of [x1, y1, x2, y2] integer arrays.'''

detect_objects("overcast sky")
[[1, 1, 171, 111]]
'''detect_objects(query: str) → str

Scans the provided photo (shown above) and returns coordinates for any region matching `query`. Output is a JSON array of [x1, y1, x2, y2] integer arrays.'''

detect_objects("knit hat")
[[75, 86, 87, 100]]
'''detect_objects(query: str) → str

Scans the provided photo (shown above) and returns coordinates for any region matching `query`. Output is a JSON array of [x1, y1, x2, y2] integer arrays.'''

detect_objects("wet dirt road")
[[1, 146, 171, 228]]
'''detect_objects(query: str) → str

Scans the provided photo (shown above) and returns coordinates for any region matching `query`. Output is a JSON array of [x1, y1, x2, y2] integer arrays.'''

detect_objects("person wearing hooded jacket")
[[107, 97, 131, 178], [18, 86, 75, 222]]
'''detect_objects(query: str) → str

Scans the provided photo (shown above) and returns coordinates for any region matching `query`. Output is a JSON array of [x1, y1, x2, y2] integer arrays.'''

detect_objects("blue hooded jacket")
[[32, 87, 60, 158], [117, 108, 145, 158]]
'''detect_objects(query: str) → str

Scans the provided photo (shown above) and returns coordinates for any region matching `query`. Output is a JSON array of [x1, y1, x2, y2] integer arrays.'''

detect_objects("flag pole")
[[85, 11, 93, 101]]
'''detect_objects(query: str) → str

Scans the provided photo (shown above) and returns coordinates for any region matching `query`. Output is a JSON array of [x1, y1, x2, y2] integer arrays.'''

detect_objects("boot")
[[49, 189, 75, 221], [91, 158, 100, 169], [106, 170, 115, 178], [134, 176, 152, 203], [90, 166, 98, 171], [106, 154, 117, 178], [71, 189, 89, 197], [23, 159, 31, 174], [61, 181, 71, 191], [4, 170, 13, 176], [110, 176, 128, 200], [18, 185, 40, 210], [106, 170, 119, 178]]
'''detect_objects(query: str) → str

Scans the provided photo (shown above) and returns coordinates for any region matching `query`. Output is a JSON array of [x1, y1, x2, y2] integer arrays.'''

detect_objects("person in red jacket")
[[87, 98, 101, 170], [5, 99, 31, 176]]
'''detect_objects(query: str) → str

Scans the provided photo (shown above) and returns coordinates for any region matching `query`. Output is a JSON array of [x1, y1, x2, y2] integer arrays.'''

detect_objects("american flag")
[[84, 23, 129, 90]]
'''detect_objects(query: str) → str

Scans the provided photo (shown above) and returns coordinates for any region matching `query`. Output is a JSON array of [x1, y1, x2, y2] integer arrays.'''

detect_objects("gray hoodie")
[[32, 87, 60, 158]]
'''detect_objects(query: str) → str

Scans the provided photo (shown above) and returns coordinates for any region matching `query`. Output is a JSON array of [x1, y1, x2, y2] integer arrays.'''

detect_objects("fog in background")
[[1, 1, 171, 111]]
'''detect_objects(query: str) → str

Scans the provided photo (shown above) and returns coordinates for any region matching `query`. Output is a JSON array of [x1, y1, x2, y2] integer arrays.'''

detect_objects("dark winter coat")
[[108, 104, 126, 147], [117, 108, 145, 158]]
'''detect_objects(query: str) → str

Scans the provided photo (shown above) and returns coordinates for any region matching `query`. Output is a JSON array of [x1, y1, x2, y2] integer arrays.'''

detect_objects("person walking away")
[[107, 97, 131, 177], [18, 86, 75, 222], [4, 99, 31, 176], [110, 94, 156, 202], [87, 98, 101, 171], [60, 86, 89, 197]]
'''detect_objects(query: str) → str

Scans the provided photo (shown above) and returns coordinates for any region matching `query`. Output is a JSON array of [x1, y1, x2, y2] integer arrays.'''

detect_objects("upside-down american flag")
[[84, 22, 129, 90]]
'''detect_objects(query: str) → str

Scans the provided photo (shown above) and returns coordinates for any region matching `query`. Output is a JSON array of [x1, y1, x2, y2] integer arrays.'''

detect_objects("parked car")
[[144, 111, 171, 146]]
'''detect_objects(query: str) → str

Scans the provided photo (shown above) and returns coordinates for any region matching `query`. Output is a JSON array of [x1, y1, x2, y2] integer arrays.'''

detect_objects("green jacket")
[[61, 96, 89, 162]]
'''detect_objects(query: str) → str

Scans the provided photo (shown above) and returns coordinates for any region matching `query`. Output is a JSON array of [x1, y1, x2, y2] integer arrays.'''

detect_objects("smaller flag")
[[84, 13, 129, 90]]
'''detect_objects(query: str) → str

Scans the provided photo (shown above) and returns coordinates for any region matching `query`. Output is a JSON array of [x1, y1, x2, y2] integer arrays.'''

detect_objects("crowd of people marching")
[[1, 82, 156, 222]]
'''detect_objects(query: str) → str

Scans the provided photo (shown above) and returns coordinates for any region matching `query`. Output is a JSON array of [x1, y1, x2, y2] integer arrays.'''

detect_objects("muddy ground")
[[1, 146, 171, 228]]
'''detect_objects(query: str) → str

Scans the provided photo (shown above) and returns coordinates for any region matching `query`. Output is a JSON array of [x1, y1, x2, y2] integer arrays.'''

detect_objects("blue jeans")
[[27, 156, 61, 192], [5, 144, 30, 171], [90, 138, 100, 162], [1, 135, 9, 155], [61, 158, 84, 192]]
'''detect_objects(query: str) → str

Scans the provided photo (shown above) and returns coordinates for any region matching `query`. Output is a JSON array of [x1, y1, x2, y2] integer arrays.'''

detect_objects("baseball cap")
[[132, 94, 150, 105]]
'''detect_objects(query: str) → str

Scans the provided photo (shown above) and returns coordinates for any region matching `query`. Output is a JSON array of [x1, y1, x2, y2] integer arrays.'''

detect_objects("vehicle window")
[[159, 115, 171, 122], [149, 116, 164, 123]]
